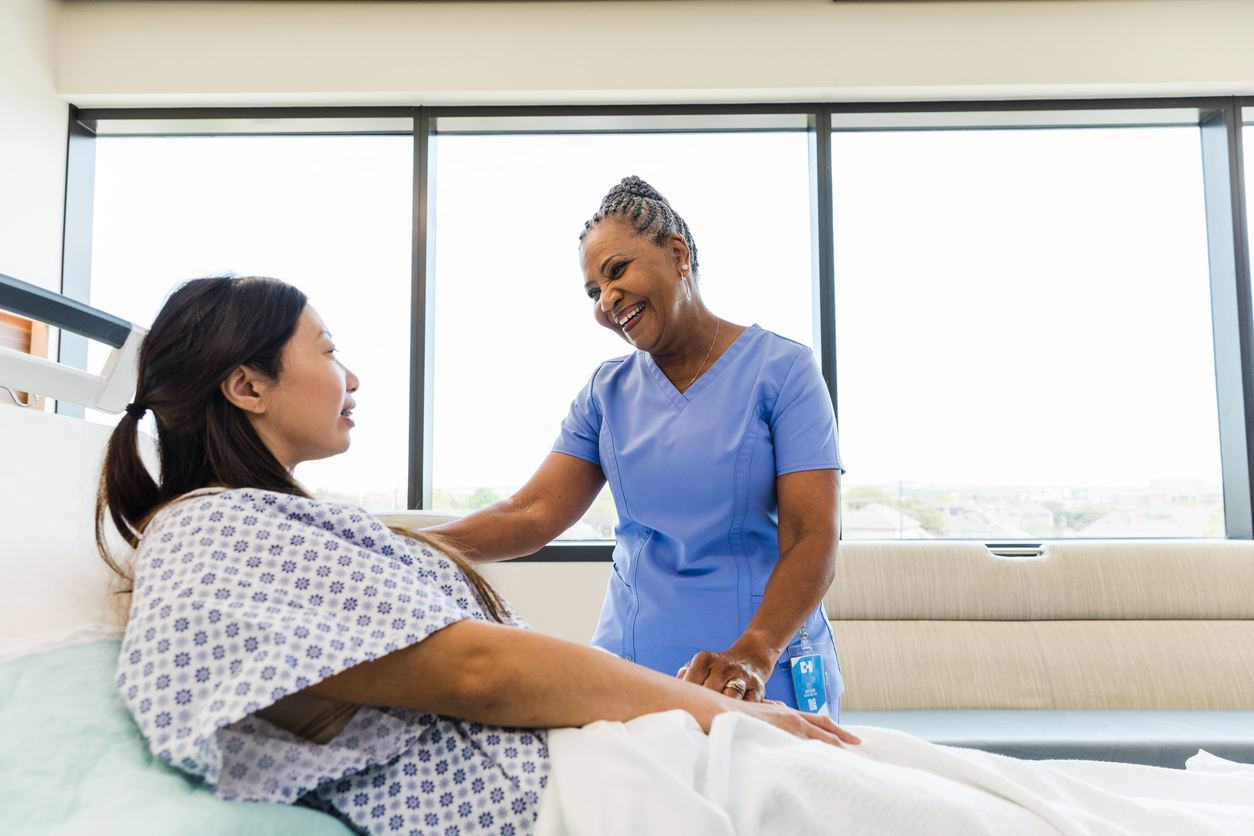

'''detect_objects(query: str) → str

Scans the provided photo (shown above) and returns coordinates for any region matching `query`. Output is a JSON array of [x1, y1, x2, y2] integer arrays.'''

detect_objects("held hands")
[[676, 641, 774, 702], [677, 639, 860, 748]]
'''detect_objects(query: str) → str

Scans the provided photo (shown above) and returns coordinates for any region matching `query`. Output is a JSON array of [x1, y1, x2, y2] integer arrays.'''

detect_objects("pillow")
[[0, 622, 122, 665], [0, 636, 355, 836], [0, 406, 457, 643], [0, 407, 156, 640]]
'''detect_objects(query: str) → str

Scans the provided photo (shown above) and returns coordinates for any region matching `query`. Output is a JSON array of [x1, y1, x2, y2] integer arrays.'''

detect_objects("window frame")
[[60, 97, 1254, 556]]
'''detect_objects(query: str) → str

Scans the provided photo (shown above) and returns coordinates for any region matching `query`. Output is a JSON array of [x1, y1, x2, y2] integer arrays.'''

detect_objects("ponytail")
[[95, 408, 159, 590]]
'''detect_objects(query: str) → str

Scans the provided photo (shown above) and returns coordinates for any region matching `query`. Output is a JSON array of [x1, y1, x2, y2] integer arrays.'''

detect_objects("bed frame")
[[0, 272, 144, 413]]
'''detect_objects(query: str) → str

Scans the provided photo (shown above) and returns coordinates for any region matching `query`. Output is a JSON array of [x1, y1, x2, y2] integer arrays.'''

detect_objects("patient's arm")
[[301, 618, 860, 748], [428, 452, 606, 564]]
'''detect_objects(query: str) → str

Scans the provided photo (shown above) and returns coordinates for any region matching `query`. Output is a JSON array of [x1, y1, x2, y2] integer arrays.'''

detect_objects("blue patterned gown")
[[116, 488, 548, 836]]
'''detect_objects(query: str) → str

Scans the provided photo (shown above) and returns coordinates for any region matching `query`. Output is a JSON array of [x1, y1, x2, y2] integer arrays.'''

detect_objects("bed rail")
[[0, 273, 145, 414]]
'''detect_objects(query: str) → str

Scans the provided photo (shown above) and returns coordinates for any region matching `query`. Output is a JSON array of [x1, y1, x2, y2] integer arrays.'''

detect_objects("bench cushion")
[[834, 620, 1254, 711], [841, 709, 1254, 769], [826, 540, 1254, 621]]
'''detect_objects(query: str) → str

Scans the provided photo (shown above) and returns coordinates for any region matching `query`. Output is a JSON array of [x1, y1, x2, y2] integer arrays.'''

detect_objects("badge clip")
[[787, 629, 829, 717]]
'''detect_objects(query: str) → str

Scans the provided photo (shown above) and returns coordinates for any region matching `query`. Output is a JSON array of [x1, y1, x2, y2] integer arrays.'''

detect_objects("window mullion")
[[56, 106, 98, 419], [809, 104, 838, 418], [409, 107, 436, 510], [1200, 98, 1254, 538]]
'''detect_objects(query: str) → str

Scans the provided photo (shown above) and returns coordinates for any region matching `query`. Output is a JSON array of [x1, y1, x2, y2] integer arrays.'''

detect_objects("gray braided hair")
[[580, 176, 699, 275]]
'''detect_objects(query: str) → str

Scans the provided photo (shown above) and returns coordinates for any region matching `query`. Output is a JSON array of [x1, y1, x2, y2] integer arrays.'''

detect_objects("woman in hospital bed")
[[98, 275, 1253, 836]]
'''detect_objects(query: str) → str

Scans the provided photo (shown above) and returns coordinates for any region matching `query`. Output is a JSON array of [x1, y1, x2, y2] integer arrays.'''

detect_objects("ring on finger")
[[724, 677, 748, 697]]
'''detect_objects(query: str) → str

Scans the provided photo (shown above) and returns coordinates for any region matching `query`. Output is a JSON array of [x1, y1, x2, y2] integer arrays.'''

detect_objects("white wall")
[[479, 561, 612, 645], [58, 0, 1254, 107], [0, 0, 65, 291]]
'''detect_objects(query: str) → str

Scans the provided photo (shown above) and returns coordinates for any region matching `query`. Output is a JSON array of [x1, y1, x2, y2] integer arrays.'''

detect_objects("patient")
[[95, 276, 858, 836]]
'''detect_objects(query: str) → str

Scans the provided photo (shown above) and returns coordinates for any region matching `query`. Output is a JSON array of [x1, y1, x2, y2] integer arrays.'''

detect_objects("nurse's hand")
[[677, 647, 771, 702]]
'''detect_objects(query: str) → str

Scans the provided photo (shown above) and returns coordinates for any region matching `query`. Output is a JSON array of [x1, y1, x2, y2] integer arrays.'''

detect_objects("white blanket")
[[536, 710, 1254, 836]]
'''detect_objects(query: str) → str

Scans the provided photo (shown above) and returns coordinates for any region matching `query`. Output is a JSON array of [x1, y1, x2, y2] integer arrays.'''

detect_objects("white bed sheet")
[[538, 710, 1254, 836]]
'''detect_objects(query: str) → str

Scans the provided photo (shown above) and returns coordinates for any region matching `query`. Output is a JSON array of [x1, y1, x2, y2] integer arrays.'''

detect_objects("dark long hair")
[[95, 275, 506, 622]]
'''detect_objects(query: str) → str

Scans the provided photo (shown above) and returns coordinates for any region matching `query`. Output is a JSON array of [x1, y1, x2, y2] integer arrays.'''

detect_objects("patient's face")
[[253, 307, 359, 470], [581, 217, 690, 353]]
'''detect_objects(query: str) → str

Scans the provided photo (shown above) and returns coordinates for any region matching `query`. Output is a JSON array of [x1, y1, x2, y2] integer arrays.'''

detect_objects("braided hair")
[[580, 176, 699, 275]]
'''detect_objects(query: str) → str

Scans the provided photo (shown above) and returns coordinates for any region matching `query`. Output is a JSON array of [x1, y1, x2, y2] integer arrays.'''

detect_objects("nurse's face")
[[581, 217, 694, 352]]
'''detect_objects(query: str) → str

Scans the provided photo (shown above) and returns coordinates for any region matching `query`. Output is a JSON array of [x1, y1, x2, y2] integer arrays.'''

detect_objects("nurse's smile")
[[616, 302, 646, 333], [580, 216, 705, 363]]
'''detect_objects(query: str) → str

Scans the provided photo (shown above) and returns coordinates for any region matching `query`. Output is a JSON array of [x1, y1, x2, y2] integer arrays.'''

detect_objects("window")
[[66, 102, 1254, 548], [430, 120, 814, 537], [833, 125, 1223, 538], [86, 132, 414, 508]]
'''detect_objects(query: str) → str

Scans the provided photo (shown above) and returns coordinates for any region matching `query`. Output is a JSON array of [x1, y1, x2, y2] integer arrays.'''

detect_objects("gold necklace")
[[678, 318, 720, 394]]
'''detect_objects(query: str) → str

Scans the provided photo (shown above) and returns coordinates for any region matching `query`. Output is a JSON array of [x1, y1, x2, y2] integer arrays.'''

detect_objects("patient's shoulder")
[[144, 488, 404, 564], [143, 487, 374, 545]]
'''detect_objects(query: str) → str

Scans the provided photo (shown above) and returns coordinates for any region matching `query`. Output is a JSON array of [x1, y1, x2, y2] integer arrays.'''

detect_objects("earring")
[[681, 264, 689, 273]]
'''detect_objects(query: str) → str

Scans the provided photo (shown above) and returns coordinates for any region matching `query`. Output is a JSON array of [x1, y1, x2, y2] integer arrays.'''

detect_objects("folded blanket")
[[538, 710, 1254, 836]]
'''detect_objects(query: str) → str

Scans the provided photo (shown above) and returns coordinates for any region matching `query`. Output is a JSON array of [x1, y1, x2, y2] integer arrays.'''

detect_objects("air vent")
[[986, 543, 1044, 558]]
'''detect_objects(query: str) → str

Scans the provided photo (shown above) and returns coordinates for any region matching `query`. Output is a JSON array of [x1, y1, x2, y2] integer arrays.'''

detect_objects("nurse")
[[434, 176, 844, 714]]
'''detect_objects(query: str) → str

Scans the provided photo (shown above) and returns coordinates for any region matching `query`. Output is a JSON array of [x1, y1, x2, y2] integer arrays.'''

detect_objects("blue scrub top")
[[553, 324, 845, 715]]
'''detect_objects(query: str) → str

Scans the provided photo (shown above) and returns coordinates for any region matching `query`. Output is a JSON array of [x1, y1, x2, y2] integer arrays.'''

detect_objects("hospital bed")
[[2, 274, 1252, 834]]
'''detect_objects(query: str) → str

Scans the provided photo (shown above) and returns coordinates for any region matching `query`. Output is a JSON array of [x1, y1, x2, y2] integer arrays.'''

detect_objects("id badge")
[[788, 641, 829, 717]]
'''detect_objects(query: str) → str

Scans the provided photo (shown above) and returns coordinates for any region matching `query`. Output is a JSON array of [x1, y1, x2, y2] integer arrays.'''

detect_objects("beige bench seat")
[[828, 540, 1254, 766]]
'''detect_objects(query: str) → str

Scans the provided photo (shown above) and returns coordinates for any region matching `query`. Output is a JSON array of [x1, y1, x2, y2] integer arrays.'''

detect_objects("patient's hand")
[[677, 647, 770, 702], [732, 699, 862, 748]]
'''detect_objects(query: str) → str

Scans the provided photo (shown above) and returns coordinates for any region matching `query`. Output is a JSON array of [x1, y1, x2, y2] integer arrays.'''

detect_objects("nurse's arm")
[[426, 452, 606, 564], [684, 469, 840, 701]]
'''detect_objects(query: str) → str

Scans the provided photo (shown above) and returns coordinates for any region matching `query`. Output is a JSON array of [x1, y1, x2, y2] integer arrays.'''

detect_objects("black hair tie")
[[125, 403, 149, 419]]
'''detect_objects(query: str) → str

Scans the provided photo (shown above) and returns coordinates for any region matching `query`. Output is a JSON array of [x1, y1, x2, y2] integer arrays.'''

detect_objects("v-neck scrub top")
[[553, 324, 845, 714]]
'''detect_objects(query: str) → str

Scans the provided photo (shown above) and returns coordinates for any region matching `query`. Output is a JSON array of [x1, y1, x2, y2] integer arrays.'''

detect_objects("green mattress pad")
[[0, 638, 356, 836]]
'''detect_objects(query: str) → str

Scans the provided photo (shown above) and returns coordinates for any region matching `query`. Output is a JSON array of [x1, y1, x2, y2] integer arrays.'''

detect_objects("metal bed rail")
[[0, 272, 144, 413]]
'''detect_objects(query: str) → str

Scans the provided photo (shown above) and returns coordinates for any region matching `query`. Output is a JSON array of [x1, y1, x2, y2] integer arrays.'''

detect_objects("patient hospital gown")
[[116, 488, 548, 836]]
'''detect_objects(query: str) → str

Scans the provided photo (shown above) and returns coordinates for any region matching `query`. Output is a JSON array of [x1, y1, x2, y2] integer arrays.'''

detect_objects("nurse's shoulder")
[[583, 351, 646, 396], [738, 325, 822, 396]]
